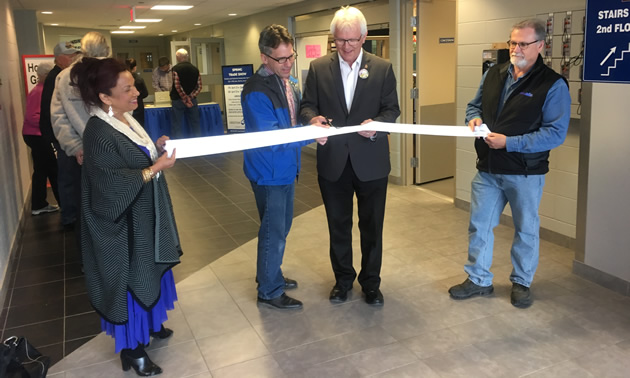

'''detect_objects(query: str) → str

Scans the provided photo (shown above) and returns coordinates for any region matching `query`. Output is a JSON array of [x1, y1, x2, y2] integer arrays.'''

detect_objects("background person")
[[51, 31, 110, 231], [170, 49, 202, 138], [40, 41, 79, 226], [71, 57, 180, 376], [152, 56, 172, 92], [448, 19, 571, 309], [299, 6, 400, 306], [23, 61, 60, 215], [125, 58, 149, 127]]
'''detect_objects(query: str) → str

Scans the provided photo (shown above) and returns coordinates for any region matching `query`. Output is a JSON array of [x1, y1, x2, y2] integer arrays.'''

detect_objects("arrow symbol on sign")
[[600, 46, 617, 66]]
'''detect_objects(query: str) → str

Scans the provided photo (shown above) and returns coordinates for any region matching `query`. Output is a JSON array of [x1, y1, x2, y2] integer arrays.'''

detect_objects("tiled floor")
[[1, 150, 322, 366], [5, 150, 630, 377]]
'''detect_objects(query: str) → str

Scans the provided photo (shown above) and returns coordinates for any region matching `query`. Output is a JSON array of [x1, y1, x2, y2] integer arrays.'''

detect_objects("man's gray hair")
[[512, 19, 546, 41], [81, 32, 110, 58], [330, 6, 367, 36]]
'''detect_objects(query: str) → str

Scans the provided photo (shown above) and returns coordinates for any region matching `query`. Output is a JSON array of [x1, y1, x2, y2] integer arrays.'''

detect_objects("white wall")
[[455, 0, 586, 239], [579, 83, 630, 283], [0, 0, 30, 304]]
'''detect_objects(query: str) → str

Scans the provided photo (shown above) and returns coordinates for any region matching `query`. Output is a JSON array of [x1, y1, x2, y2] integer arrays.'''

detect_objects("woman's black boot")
[[120, 345, 163, 376], [150, 325, 174, 339]]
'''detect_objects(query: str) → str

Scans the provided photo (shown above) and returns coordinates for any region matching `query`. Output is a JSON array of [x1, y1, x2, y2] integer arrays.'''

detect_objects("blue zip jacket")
[[242, 65, 312, 185]]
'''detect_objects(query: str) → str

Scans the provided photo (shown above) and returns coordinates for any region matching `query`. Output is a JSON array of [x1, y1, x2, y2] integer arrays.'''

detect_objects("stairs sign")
[[584, 0, 630, 82]]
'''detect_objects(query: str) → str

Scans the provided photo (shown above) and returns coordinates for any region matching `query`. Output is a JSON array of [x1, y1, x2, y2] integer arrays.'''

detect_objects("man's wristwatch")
[[369, 133, 377, 142]]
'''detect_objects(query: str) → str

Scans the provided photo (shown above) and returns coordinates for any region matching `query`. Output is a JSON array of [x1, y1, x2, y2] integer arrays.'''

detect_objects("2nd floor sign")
[[584, 0, 630, 82]]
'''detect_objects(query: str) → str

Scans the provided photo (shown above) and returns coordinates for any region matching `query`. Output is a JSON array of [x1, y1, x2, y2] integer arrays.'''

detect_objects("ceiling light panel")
[[151, 5, 193, 10]]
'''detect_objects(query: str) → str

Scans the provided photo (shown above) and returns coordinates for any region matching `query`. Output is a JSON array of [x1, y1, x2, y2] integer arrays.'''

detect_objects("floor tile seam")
[[362, 360, 430, 377], [176, 270, 237, 342], [265, 326, 360, 355], [516, 354, 585, 377], [174, 176, 254, 243], [2, 308, 72, 330], [11, 276, 68, 290], [203, 346, 273, 374], [3, 244, 25, 312], [63, 334, 99, 344], [272, 337, 400, 374], [55, 355, 120, 375]]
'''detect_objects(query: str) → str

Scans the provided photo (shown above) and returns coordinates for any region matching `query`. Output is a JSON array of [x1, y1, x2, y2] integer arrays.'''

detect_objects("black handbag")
[[0, 336, 50, 378]]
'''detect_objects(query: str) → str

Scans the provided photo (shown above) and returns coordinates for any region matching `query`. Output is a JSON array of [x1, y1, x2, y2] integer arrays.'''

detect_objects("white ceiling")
[[11, 0, 305, 37]]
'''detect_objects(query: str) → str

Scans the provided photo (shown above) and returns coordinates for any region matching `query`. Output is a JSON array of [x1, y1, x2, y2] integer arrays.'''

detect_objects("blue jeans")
[[251, 182, 295, 300], [171, 98, 200, 138], [465, 171, 545, 287]]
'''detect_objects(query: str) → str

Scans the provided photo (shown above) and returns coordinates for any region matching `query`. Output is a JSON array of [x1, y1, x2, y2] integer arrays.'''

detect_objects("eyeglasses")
[[507, 40, 540, 50], [264, 52, 297, 64], [334, 37, 362, 47]]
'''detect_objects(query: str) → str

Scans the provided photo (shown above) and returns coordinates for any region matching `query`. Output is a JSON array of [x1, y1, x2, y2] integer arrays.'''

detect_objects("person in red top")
[[23, 61, 60, 215]]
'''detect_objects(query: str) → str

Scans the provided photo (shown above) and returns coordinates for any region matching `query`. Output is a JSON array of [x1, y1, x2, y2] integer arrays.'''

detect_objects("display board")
[[222, 65, 253, 132]]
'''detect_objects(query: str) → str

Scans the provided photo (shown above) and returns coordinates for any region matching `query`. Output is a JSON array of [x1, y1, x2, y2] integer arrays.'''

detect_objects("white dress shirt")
[[338, 49, 363, 112]]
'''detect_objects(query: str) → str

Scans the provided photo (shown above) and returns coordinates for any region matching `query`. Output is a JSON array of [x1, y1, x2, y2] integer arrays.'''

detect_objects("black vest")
[[170, 61, 200, 100], [476, 55, 566, 175]]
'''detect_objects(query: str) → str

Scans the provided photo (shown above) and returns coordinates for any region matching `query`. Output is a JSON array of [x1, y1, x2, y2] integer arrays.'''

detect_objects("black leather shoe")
[[257, 293, 303, 309], [329, 285, 350, 303], [511, 283, 533, 308], [121, 350, 162, 376], [364, 289, 384, 306], [150, 325, 173, 339], [448, 278, 494, 299], [284, 277, 298, 290], [255, 276, 298, 289]]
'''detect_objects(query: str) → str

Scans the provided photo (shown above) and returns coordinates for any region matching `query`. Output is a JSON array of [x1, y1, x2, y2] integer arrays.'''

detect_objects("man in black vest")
[[449, 19, 571, 308], [300, 6, 400, 306], [170, 49, 202, 138]]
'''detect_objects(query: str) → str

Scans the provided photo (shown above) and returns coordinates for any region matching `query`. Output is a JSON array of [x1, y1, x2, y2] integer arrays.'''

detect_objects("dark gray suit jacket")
[[300, 51, 400, 182]]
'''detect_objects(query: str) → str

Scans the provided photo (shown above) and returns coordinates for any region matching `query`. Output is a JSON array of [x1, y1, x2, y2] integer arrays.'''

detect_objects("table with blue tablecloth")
[[144, 102, 224, 140]]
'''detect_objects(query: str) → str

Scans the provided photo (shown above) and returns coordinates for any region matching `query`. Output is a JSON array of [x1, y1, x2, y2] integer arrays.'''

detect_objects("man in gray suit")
[[300, 6, 400, 306]]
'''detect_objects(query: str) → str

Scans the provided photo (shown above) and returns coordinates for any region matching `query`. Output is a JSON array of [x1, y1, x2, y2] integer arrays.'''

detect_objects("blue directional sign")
[[584, 0, 630, 83]]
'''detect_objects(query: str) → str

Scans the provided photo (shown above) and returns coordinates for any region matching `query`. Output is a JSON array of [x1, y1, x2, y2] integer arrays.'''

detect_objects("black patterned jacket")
[[81, 116, 181, 324]]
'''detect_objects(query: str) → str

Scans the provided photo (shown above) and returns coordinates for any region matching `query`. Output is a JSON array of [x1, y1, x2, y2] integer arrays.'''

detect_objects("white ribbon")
[[164, 122, 490, 159]]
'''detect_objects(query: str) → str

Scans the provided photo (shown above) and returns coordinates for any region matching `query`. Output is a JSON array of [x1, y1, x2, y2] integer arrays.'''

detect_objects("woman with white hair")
[[23, 61, 60, 215]]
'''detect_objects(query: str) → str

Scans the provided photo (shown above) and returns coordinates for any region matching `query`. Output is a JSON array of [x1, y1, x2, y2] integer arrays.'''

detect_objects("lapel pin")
[[359, 65, 369, 79]]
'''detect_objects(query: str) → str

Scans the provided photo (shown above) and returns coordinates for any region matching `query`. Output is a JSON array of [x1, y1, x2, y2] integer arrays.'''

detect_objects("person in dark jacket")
[[299, 6, 400, 306], [242, 24, 313, 310], [125, 58, 149, 127], [170, 49, 202, 137], [71, 57, 180, 376], [448, 19, 571, 309], [39, 41, 78, 227]]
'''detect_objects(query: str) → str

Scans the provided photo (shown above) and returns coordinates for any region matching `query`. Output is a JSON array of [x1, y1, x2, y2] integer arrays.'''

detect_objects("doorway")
[[412, 0, 457, 196]]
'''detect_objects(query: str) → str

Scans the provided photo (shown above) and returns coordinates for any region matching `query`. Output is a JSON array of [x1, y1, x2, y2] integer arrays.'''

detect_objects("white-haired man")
[[169, 48, 202, 137], [300, 6, 400, 306], [448, 19, 571, 309]]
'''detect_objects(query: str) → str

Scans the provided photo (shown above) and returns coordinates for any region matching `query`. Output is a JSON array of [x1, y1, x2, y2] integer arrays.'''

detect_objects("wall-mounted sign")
[[439, 37, 455, 44], [583, 0, 630, 82], [21, 55, 54, 95], [222, 64, 253, 132]]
